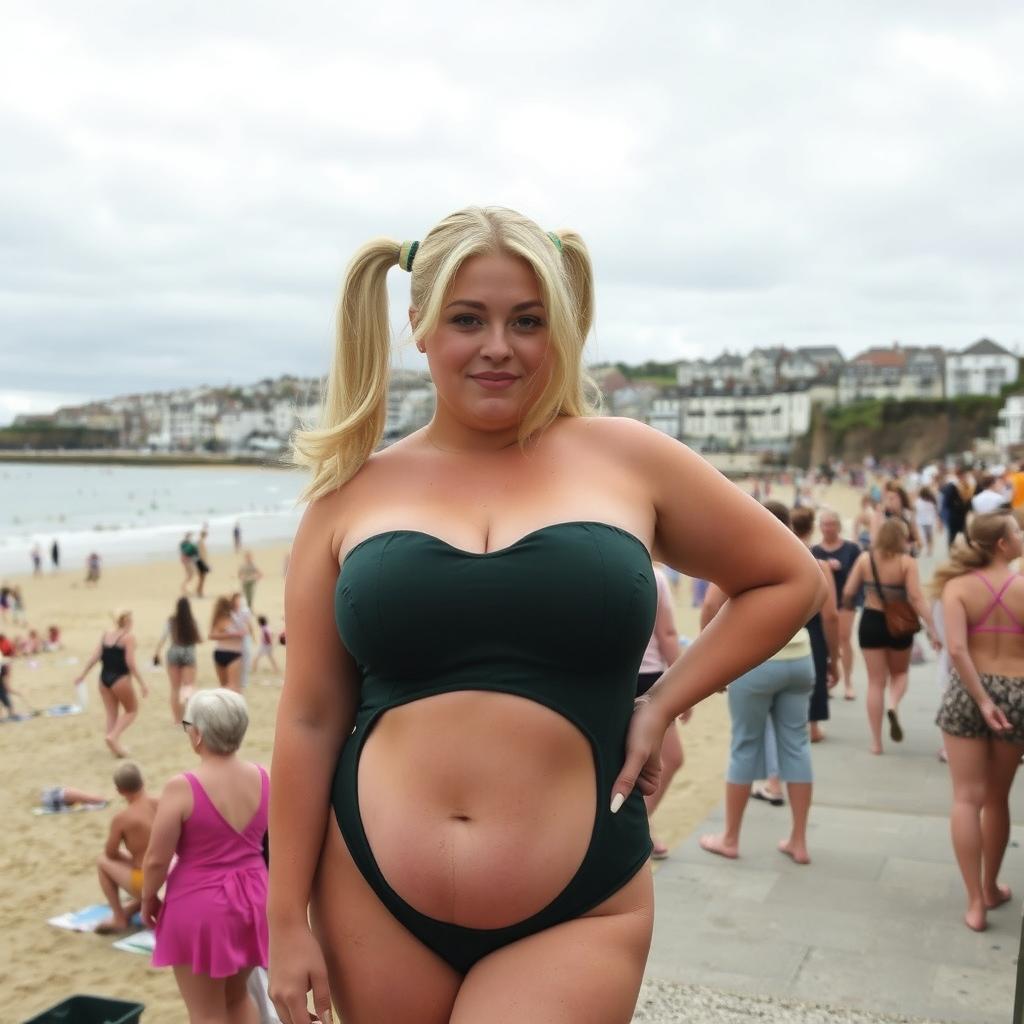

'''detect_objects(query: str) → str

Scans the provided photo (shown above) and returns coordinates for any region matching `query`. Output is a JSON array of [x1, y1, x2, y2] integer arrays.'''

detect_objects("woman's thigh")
[[987, 739, 1024, 801], [167, 663, 182, 688], [450, 868, 653, 1024], [862, 648, 889, 682], [174, 964, 226, 1020], [886, 646, 912, 675], [837, 610, 855, 644], [311, 821, 460, 1024], [111, 677, 136, 712]]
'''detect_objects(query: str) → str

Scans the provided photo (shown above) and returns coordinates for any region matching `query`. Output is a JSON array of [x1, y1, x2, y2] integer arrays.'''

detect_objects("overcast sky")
[[2, 1, 1022, 424]]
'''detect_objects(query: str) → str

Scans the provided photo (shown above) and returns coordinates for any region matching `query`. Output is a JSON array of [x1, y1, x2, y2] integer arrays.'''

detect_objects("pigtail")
[[292, 238, 401, 501]]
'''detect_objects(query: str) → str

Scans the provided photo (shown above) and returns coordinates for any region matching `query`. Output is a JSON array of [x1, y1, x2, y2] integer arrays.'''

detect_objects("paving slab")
[[645, 643, 1024, 1024]]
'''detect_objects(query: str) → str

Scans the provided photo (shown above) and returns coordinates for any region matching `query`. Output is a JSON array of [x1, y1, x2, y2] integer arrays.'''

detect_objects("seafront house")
[[945, 338, 1020, 398], [837, 344, 945, 405]]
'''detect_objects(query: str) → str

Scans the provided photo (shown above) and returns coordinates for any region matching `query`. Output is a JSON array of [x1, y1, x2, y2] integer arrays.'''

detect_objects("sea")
[[0, 462, 305, 575]]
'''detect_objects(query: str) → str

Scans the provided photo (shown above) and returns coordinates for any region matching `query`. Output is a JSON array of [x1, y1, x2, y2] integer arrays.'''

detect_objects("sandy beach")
[[2, 481, 867, 1022]]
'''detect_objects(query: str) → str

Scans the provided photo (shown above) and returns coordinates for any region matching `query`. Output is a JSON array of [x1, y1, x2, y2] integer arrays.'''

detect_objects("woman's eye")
[[452, 314, 482, 328], [513, 316, 544, 330]]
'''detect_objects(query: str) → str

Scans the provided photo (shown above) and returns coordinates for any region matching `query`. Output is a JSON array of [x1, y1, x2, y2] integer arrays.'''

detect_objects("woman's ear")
[[410, 307, 424, 353]]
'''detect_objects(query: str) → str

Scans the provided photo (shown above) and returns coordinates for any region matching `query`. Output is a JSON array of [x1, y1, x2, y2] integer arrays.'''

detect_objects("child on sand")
[[95, 761, 159, 933], [39, 786, 108, 813], [251, 615, 281, 678]]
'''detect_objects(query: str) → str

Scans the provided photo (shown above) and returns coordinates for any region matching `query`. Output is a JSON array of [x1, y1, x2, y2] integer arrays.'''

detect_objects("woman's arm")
[[140, 776, 189, 926], [942, 585, 1011, 733], [817, 560, 840, 684], [268, 496, 356, 1024], [869, 508, 884, 543], [74, 642, 102, 684], [699, 583, 728, 631], [153, 621, 169, 661], [124, 636, 148, 695], [608, 422, 825, 806], [904, 559, 940, 648], [208, 618, 243, 642], [841, 554, 867, 609]]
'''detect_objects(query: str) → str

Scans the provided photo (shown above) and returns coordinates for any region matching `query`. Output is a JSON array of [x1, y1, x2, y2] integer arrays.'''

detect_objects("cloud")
[[1, 1, 1023, 422]]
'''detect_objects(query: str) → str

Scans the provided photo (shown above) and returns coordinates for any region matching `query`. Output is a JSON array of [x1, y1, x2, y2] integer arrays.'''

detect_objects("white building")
[[946, 339, 1018, 398], [995, 394, 1024, 450], [648, 384, 814, 453], [675, 352, 744, 389], [837, 346, 944, 405]]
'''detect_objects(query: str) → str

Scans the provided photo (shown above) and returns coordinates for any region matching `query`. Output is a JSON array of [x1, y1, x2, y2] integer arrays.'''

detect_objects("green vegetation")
[[0, 423, 120, 450]]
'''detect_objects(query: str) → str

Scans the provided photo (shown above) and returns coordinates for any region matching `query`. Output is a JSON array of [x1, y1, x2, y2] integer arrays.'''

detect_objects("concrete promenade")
[[642, 651, 1024, 1023]]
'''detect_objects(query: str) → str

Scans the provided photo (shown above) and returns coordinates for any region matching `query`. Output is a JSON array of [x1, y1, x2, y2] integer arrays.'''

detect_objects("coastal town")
[[6, 338, 1023, 463]]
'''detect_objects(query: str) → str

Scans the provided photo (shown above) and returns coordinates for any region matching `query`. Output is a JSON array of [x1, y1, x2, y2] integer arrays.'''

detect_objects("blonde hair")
[[931, 510, 1016, 597], [874, 518, 908, 557], [291, 206, 601, 502], [184, 688, 249, 755], [112, 608, 132, 628]]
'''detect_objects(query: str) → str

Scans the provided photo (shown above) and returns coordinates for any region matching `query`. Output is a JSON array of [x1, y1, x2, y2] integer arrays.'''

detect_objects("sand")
[[1, 481, 867, 1022]]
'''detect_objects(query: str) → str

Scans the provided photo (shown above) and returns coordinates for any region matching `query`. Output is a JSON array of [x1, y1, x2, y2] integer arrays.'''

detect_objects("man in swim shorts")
[[95, 761, 158, 933]]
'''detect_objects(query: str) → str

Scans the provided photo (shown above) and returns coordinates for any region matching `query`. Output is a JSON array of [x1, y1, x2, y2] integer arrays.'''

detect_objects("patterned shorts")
[[935, 669, 1024, 744]]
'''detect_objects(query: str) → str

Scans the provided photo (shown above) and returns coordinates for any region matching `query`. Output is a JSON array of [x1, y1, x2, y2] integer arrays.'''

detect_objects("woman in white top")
[[634, 563, 689, 859], [914, 487, 939, 558]]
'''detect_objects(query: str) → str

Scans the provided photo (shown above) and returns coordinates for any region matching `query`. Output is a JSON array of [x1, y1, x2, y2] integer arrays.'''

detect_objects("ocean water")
[[0, 463, 305, 575]]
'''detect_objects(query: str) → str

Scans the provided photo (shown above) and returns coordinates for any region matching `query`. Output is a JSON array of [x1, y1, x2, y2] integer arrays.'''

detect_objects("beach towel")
[[48, 904, 142, 933], [112, 929, 156, 955], [45, 703, 83, 717]]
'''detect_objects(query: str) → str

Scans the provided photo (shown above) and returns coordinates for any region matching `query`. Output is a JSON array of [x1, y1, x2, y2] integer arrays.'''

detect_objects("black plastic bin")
[[22, 994, 144, 1024]]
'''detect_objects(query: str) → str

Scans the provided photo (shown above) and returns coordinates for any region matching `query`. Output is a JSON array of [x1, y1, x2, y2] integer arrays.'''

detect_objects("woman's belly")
[[356, 691, 597, 929]]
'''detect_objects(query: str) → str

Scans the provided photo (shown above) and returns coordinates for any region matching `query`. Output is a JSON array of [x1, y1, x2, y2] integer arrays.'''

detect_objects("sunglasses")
[[181, 720, 192, 733]]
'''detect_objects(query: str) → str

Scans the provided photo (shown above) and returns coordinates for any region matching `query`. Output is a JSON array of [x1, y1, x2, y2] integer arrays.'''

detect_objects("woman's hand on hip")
[[980, 699, 1012, 736], [269, 921, 333, 1024], [610, 697, 670, 812]]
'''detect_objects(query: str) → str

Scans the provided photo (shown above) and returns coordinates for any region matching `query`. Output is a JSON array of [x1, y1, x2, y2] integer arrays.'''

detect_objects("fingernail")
[[610, 792, 625, 814]]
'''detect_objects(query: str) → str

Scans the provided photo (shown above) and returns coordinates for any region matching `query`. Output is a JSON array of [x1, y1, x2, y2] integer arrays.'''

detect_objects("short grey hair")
[[184, 688, 249, 754]]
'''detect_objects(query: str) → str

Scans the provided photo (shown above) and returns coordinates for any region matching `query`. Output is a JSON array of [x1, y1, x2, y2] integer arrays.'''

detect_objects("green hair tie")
[[398, 240, 419, 272], [547, 231, 563, 253]]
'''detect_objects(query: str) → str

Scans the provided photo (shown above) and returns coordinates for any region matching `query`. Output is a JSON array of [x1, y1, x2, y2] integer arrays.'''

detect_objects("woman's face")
[[884, 491, 901, 513], [417, 251, 552, 432]]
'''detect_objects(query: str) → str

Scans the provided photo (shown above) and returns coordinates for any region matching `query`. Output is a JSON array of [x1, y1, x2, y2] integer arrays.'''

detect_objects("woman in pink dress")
[[142, 688, 269, 1022]]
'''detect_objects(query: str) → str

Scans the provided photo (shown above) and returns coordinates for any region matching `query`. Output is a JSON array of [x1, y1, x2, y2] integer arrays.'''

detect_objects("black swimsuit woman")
[[74, 609, 148, 757]]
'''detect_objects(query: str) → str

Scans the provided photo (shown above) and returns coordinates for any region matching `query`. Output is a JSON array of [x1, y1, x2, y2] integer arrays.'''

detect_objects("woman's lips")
[[470, 376, 519, 391]]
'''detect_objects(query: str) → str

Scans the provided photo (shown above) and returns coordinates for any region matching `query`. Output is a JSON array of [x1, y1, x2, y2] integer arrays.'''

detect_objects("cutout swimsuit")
[[333, 521, 657, 972]]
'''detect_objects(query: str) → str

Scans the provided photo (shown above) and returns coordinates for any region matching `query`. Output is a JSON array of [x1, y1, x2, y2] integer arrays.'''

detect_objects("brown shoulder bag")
[[869, 551, 920, 638]]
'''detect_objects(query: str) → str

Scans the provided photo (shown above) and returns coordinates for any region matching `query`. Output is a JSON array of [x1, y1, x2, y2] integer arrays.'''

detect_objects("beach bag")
[[869, 551, 920, 639]]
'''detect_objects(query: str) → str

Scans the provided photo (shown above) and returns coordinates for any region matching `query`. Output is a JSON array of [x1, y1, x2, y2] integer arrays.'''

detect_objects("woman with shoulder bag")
[[842, 519, 940, 754]]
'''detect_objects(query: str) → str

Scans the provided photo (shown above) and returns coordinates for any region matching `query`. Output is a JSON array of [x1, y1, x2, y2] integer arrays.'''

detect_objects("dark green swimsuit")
[[333, 520, 657, 972]]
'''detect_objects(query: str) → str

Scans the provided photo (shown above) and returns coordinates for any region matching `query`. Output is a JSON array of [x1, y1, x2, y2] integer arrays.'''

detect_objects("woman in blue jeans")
[[699, 501, 822, 865]]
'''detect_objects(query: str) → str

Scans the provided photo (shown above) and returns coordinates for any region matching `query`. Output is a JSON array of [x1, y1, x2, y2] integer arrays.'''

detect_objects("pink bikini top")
[[968, 573, 1024, 635]]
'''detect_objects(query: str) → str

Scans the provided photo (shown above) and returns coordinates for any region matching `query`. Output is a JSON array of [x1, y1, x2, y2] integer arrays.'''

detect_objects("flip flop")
[[887, 709, 903, 743], [651, 841, 670, 861], [752, 784, 785, 807]]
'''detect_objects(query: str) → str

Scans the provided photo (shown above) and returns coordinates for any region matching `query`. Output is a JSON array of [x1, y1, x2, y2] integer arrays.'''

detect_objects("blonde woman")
[[268, 207, 825, 1024], [74, 609, 149, 757], [842, 520, 940, 754], [933, 510, 1024, 931]]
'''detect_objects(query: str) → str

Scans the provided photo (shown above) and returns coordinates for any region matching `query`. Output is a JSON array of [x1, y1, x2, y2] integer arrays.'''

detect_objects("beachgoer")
[[233, 521, 242, 553], [153, 597, 203, 723], [915, 486, 939, 558], [73, 609, 149, 757], [95, 761, 158, 933], [267, 208, 824, 1024], [811, 508, 862, 700], [971, 475, 1010, 517], [237, 552, 263, 612], [195, 529, 212, 598], [1009, 462, 1024, 511], [873, 483, 922, 557], [143, 689, 269, 1021], [39, 785, 108, 812], [210, 596, 245, 692], [232, 593, 256, 690], [0, 659, 30, 718], [941, 465, 973, 549], [9, 586, 26, 626], [854, 495, 875, 551], [636, 563, 689, 860], [699, 500, 831, 862], [842, 519, 941, 754], [791, 508, 840, 743], [933, 510, 1024, 932], [30, 544, 42, 575], [50, 539, 60, 570], [0, 585, 10, 624], [179, 533, 198, 596], [252, 615, 281, 677], [85, 552, 102, 586]]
